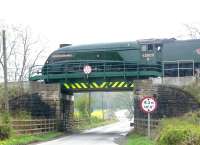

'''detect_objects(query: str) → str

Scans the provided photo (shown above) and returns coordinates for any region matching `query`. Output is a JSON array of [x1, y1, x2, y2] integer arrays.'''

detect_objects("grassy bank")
[[0, 132, 63, 145], [156, 111, 200, 145], [127, 111, 200, 145], [126, 134, 155, 145]]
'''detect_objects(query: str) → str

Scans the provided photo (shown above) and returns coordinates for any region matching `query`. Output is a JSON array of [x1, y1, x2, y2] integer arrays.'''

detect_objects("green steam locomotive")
[[31, 38, 200, 83]]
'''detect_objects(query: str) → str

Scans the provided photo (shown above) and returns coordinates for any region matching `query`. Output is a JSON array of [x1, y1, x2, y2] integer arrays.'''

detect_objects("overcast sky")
[[0, 0, 200, 52]]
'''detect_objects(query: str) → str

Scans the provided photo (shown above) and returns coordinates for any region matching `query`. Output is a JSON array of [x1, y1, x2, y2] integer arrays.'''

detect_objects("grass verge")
[[126, 134, 155, 145], [0, 132, 63, 145]]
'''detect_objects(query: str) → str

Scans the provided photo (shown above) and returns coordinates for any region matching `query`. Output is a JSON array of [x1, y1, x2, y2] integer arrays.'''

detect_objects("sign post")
[[140, 96, 157, 138], [148, 112, 150, 137], [83, 65, 92, 119]]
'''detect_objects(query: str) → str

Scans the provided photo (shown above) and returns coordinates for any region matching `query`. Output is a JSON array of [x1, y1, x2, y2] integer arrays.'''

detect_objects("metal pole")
[[193, 60, 195, 76], [123, 62, 126, 79], [162, 62, 165, 78], [2, 30, 9, 112], [177, 61, 180, 78], [162, 62, 165, 84], [148, 113, 151, 138], [88, 91, 91, 118], [102, 92, 104, 120]]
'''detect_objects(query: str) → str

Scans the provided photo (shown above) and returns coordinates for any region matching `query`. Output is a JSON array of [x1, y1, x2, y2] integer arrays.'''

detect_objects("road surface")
[[35, 111, 132, 145]]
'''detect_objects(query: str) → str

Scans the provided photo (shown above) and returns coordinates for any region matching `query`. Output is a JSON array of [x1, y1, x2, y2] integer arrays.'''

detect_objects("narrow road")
[[35, 112, 132, 145]]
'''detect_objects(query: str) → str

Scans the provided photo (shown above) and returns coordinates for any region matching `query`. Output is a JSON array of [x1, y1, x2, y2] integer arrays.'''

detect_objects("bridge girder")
[[61, 81, 135, 93]]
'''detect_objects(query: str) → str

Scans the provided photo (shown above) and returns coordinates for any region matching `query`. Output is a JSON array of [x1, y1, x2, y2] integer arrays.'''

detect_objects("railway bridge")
[[26, 64, 200, 132], [25, 39, 200, 131]]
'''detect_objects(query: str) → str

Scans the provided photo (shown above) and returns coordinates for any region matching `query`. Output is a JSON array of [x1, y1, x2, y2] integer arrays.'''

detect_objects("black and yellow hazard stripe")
[[63, 81, 134, 90], [109, 81, 134, 88]]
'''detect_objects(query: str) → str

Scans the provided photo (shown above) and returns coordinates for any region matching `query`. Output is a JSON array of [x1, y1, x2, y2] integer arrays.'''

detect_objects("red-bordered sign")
[[83, 65, 92, 74], [140, 96, 157, 113], [196, 48, 200, 55]]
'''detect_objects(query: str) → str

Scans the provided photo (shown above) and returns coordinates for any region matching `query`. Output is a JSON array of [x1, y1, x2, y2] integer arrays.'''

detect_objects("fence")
[[134, 118, 160, 135], [12, 119, 57, 135]]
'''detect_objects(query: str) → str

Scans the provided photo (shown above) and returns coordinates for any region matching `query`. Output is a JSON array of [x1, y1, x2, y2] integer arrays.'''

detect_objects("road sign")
[[140, 96, 157, 113], [83, 65, 92, 74], [140, 96, 157, 138]]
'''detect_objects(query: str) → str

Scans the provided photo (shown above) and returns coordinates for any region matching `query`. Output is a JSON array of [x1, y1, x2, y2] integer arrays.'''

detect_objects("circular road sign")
[[140, 96, 157, 113], [83, 65, 92, 74]]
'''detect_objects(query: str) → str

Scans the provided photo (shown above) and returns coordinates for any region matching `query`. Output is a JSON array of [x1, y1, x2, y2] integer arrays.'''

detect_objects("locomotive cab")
[[138, 39, 163, 65]]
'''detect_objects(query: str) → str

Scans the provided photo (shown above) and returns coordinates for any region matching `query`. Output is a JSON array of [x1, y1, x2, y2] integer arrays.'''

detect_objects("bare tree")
[[16, 27, 37, 82], [184, 24, 200, 39], [0, 24, 46, 83]]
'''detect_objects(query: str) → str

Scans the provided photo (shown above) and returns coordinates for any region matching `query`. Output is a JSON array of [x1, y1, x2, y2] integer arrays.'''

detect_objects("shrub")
[[75, 96, 90, 117], [91, 116, 103, 124], [156, 119, 200, 145], [0, 112, 12, 140], [0, 125, 12, 140], [91, 110, 105, 119], [0, 112, 11, 125]]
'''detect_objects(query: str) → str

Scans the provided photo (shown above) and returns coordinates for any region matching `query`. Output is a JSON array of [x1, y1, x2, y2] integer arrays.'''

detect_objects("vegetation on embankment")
[[0, 112, 12, 140], [156, 111, 200, 145], [0, 132, 63, 145], [0, 110, 34, 141], [0, 111, 64, 145], [127, 111, 200, 145]]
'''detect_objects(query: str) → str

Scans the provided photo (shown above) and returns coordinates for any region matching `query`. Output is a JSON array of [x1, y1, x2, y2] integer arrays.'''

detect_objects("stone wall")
[[9, 82, 61, 118], [134, 80, 200, 136], [134, 84, 200, 119], [134, 80, 200, 135], [30, 82, 61, 118], [9, 82, 75, 132]]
